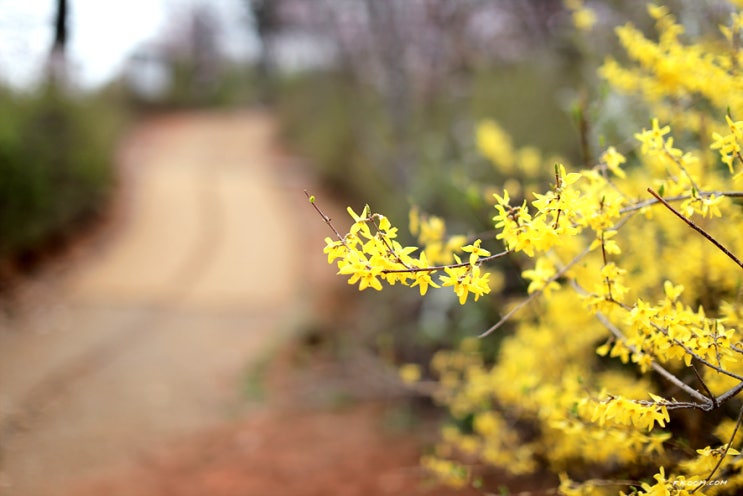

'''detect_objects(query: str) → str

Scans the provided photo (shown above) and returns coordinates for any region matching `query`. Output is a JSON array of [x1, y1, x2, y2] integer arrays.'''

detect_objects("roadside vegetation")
[[0, 83, 124, 269]]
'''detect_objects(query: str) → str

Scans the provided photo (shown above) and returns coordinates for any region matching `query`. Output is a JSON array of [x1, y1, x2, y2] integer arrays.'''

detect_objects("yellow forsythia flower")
[[399, 363, 422, 384]]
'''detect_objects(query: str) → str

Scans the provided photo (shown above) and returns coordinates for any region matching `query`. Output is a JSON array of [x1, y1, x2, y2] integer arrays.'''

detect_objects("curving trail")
[[0, 110, 335, 496]]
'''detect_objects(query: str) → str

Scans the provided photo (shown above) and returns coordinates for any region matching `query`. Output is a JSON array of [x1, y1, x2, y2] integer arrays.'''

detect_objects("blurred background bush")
[[0, 83, 124, 266]]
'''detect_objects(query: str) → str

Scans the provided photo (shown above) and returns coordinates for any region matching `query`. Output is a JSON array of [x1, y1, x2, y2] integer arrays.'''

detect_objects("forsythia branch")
[[648, 188, 743, 270]]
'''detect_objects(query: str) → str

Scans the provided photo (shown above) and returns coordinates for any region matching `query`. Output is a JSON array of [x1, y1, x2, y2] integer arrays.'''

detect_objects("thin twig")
[[592, 309, 714, 409], [649, 321, 743, 383], [620, 191, 743, 214], [647, 188, 743, 270], [369, 213, 414, 270], [479, 245, 593, 338], [564, 479, 642, 489], [382, 250, 511, 274], [570, 279, 720, 409], [478, 293, 536, 338], [692, 364, 718, 409], [480, 207, 637, 342], [635, 399, 711, 410], [716, 381, 743, 405], [553, 164, 563, 229], [713, 321, 723, 369], [692, 403, 743, 493], [663, 142, 701, 193], [305, 190, 345, 241]]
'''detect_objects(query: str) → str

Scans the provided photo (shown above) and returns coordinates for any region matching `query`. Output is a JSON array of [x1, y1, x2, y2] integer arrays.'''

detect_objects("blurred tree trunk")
[[248, 0, 280, 102], [52, 0, 68, 52], [189, 5, 220, 102], [361, 0, 413, 192], [48, 0, 69, 85]]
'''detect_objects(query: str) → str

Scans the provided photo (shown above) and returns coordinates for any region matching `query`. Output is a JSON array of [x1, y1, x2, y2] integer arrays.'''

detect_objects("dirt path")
[[0, 110, 337, 496]]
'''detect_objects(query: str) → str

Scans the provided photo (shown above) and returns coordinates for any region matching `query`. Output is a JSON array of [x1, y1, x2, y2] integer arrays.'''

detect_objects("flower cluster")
[[596, 282, 738, 374], [712, 115, 743, 182], [588, 393, 670, 432], [565, 0, 597, 32], [599, 3, 743, 134], [323, 205, 495, 303], [408, 206, 467, 265]]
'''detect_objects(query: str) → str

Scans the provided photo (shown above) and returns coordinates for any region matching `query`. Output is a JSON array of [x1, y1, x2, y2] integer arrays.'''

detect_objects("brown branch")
[[635, 399, 711, 410], [692, 404, 743, 493], [662, 142, 701, 193], [368, 213, 414, 270], [479, 245, 593, 338], [649, 321, 743, 382], [692, 364, 718, 409], [591, 306, 714, 409], [305, 190, 345, 241], [382, 250, 510, 274], [647, 188, 743, 270], [716, 381, 743, 405], [620, 191, 743, 214]]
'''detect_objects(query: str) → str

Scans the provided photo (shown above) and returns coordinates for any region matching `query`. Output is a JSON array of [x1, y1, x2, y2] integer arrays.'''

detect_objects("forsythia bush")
[[312, 2, 743, 494]]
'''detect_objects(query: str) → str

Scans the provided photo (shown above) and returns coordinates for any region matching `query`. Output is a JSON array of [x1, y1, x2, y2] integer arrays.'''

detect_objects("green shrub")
[[0, 84, 123, 257]]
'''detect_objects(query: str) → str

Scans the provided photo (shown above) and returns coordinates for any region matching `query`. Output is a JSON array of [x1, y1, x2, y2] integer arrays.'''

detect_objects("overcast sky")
[[0, 0, 258, 89]]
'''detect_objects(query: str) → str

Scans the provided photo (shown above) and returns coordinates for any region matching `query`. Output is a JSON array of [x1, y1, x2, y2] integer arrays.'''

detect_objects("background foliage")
[[0, 83, 124, 261]]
